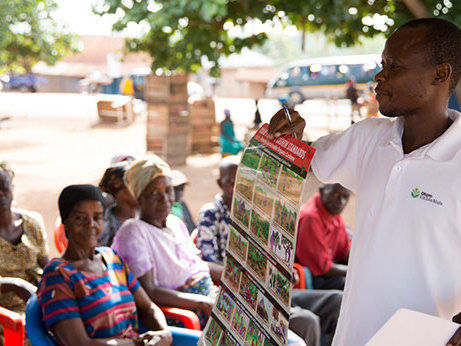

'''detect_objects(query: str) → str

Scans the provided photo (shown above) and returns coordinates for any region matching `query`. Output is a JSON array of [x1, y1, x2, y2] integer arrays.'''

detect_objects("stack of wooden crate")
[[145, 74, 190, 166], [96, 95, 134, 123], [189, 98, 218, 153]]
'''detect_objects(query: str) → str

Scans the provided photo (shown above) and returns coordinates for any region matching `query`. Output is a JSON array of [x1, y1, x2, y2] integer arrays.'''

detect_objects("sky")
[[54, 0, 118, 35], [53, 0, 299, 38]]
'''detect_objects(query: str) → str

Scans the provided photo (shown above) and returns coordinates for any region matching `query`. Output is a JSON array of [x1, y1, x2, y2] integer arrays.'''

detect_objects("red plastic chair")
[[159, 306, 201, 330], [293, 262, 306, 289], [0, 306, 24, 346], [190, 228, 198, 244], [54, 217, 68, 254]]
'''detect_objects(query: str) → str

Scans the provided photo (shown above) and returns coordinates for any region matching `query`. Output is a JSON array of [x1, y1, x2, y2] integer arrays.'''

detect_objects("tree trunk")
[[401, 0, 428, 18], [300, 17, 306, 52]]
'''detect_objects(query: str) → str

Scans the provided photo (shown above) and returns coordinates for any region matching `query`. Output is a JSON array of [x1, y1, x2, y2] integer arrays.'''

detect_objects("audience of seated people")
[[296, 184, 351, 290], [169, 170, 196, 234], [0, 162, 49, 344], [110, 155, 223, 329], [0, 153, 347, 346], [37, 184, 172, 346], [196, 156, 342, 346]]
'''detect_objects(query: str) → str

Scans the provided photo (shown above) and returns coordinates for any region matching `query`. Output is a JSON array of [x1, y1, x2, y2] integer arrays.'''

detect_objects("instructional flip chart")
[[200, 124, 315, 346]]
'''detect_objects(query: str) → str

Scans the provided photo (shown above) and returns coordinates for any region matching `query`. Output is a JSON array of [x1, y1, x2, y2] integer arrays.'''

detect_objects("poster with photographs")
[[200, 124, 315, 346]]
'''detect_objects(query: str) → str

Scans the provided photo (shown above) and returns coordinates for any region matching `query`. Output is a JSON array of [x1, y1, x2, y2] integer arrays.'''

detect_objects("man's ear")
[[217, 178, 223, 190], [433, 63, 452, 86]]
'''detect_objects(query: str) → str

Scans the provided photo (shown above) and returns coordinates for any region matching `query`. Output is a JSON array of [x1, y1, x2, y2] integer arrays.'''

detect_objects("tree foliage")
[[96, 0, 460, 75], [0, 0, 77, 72]]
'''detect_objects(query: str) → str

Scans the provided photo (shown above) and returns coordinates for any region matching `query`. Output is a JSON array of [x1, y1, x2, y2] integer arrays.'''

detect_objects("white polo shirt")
[[311, 110, 461, 346]]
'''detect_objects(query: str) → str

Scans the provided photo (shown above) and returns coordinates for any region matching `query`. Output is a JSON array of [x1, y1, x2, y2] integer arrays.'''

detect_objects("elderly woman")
[[37, 184, 172, 346], [0, 163, 48, 323], [111, 155, 223, 328], [98, 162, 138, 246]]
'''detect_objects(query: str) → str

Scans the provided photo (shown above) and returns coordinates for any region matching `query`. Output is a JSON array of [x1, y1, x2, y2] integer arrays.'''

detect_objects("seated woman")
[[98, 161, 138, 247], [111, 155, 223, 328], [0, 163, 48, 341], [37, 184, 172, 346]]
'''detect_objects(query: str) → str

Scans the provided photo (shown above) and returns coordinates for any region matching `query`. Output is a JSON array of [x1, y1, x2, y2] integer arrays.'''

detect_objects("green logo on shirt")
[[411, 188, 420, 198], [410, 188, 443, 206]]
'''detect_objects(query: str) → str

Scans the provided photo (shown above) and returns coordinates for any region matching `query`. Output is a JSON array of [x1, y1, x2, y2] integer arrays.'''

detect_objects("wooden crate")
[[97, 97, 134, 123], [189, 98, 217, 153], [144, 75, 170, 104], [144, 74, 188, 104]]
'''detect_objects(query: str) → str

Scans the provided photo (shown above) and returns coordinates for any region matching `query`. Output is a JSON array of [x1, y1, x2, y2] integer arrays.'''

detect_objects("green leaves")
[[0, 0, 78, 73], [95, 0, 460, 74]]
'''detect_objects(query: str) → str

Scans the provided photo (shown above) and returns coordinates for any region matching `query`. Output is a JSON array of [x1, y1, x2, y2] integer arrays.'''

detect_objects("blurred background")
[[0, 0, 459, 255]]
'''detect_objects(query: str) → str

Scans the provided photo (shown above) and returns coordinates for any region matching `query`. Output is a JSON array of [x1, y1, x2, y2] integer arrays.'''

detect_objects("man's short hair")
[[219, 155, 240, 177], [400, 18, 461, 93]]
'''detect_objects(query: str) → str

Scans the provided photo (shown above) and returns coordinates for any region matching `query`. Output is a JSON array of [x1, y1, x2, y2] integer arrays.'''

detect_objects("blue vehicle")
[[266, 54, 381, 104], [1, 73, 37, 92]]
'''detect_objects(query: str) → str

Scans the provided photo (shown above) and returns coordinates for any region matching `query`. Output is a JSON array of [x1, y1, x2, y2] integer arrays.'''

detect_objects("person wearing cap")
[[219, 109, 244, 157], [169, 170, 195, 234], [0, 162, 49, 344], [111, 155, 223, 329], [98, 161, 138, 247], [196, 155, 239, 264], [37, 184, 172, 346]]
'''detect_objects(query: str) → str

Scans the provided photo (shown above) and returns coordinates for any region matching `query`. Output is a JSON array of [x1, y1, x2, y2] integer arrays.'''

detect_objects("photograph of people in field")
[[239, 273, 259, 310], [269, 227, 295, 268], [277, 166, 304, 204], [247, 243, 268, 282], [258, 154, 281, 188], [270, 308, 288, 344], [228, 226, 248, 261], [274, 198, 297, 237], [235, 167, 255, 202], [263, 339, 274, 346], [250, 209, 270, 246], [231, 306, 250, 340], [256, 291, 272, 325], [241, 147, 262, 170], [216, 289, 236, 323], [252, 183, 274, 218], [245, 320, 264, 346], [223, 256, 241, 291], [205, 318, 223, 345], [268, 265, 291, 306], [218, 334, 234, 346], [232, 194, 251, 228]]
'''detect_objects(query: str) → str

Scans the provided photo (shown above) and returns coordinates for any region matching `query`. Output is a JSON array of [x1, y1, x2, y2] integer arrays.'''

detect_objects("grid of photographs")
[[201, 124, 314, 346]]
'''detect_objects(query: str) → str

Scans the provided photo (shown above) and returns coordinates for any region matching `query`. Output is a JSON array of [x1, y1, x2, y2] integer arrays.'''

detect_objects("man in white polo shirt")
[[269, 18, 461, 346]]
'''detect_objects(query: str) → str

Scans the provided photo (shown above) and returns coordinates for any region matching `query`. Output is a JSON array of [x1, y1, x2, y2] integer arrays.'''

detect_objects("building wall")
[[36, 75, 81, 93], [214, 67, 276, 99]]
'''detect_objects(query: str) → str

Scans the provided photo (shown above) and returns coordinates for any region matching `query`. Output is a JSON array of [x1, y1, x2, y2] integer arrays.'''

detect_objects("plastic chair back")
[[53, 217, 68, 254], [190, 228, 198, 244], [26, 294, 200, 345], [25, 294, 56, 346], [0, 306, 24, 346]]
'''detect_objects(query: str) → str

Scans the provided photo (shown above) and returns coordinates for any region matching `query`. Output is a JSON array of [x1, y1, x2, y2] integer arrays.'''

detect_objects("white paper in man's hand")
[[366, 309, 459, 346]]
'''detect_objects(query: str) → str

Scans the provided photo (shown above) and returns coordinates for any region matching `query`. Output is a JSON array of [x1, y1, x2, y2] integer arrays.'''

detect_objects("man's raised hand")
[[268, 108, 306, 140]]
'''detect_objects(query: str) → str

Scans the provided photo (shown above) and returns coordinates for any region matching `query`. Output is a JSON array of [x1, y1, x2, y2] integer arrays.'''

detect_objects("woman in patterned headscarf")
[[98, 161, 138, 246], [112, 155, 223, 328], [0, 162, 49, 343]]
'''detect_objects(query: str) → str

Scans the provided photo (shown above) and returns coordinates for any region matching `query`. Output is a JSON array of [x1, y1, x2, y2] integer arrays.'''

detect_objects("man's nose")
[[374, 69, 385, 82]]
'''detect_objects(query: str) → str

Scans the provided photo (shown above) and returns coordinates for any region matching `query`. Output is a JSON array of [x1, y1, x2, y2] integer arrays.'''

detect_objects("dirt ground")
[[0, 92, 355, 256]]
